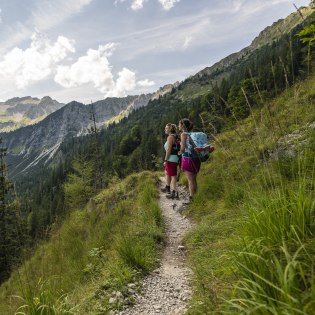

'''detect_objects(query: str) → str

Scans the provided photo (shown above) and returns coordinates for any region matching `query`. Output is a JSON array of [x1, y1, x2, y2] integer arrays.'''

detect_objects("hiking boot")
[[166, 190, 179, 200], [183, 195, 193, 205], [161, 185, 170, 193]]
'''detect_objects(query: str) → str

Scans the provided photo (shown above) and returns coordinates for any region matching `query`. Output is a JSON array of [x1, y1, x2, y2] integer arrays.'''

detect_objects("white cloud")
[[114, 0, 127, 5], [0, 8, 2, 23], [232, 0, 245, 11], [55, 44, 143, 98], [106, 68, 136, 97], [137, 78, 155, 86], [115, 0, 179, 10], [31, 0, 93, 31], [231, 0, 295, 16], [118, 14, 211, 59], [0, 33, 75, 89], [131, 0, 145, 10], [158, 0, 180, 10], [0, 0, 93, 55], [183, 36, 192, 49], [55, 45, 115, 91]]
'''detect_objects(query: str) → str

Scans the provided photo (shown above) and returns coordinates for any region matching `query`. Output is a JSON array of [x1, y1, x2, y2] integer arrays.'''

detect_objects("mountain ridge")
[[0, 96, 65, 132], [187, 7, 314, 89], [2, 6, 314, 180], [0, 93, 156, 177]]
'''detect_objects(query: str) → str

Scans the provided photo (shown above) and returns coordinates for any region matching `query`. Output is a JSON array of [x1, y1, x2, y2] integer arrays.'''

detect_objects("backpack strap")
[[181, 132, 196, 158], [187, 132, 196, 148]]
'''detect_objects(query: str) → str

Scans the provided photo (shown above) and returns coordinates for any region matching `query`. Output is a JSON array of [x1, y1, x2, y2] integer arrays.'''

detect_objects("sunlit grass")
[[185, 75, 315, 314], [0, 172, 164, 314]]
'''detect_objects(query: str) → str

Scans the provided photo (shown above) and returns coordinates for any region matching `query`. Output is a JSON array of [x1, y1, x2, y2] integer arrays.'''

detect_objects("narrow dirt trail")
[[118, 177, 193, 315]]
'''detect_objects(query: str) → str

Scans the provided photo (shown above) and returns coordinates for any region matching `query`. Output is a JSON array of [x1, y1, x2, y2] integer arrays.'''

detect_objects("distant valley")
[[0, 83, 176, 179]]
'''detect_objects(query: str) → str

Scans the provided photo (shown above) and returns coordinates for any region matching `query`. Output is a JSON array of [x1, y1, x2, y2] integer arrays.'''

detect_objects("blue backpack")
[[188, 132, 214, 162]]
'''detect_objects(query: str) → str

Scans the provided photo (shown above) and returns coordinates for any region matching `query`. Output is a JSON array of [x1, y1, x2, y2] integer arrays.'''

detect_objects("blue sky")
[[0, 0, 310, 104]]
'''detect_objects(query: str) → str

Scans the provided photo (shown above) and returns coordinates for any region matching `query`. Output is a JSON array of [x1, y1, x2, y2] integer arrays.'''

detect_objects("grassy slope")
[[184, 75, 315, 313], [0, 172, 164, 314], [0, 76, 314, 314]]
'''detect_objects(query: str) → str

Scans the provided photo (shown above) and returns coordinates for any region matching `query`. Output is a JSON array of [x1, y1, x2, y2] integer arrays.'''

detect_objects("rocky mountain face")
[[0, 96, 64, 131], [151, 82, 180, 100], [0, 93, 155, 178]]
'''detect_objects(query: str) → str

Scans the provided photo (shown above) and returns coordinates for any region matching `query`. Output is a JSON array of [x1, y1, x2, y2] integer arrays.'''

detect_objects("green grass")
[[1, 74, 315, 314], [183, 75, 315, 314], [0, 172, 164, 314]]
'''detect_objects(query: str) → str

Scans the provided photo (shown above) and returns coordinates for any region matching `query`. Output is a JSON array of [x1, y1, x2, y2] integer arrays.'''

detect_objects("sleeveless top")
[[164, 135, 179, 163]]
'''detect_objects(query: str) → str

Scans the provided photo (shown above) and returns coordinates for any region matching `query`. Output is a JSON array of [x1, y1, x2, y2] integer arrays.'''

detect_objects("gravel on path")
[[117, 177, 193, 315]]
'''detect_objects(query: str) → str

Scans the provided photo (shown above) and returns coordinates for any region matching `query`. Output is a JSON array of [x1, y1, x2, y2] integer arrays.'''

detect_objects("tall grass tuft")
[[224, 242, 315, 314], [115, 235, 155, 272], [222, 161, 315, 314], [15, 279, 76, 315], [115, 176, 163, 273], [243, 180, 315, 248]]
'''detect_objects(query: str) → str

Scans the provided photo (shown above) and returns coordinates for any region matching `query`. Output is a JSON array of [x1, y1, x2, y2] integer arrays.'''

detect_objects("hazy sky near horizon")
[[0, 0, 310, 104]]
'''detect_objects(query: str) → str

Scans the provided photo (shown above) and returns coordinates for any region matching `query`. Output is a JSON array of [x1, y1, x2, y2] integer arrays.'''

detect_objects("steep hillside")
[[0, 2, 313, 297], [0, 74, 313, 314], [9, 4, 314, 247], [0, 172, 163, 314], [184, 75, 315, 313]]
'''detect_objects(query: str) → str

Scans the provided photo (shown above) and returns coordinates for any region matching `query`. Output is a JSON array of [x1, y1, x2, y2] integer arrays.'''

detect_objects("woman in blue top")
[[178, 118, 201, 200], [161, 123, 179, 199]]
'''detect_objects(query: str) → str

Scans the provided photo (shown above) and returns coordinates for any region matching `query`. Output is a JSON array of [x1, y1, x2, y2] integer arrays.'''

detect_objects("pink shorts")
[[165, 161, 178, 176], [181, 157, 201, 174]]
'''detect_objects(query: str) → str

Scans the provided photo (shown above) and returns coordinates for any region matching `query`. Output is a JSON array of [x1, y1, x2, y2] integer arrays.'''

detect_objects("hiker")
[[178, 118, 200, 200], [161, 123, 180, 199]]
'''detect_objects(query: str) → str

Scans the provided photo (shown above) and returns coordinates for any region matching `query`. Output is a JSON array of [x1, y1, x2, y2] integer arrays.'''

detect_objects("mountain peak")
[[0, 96, 65, 132], [40, 96, 53, 102], [4, 96, 39, 106]]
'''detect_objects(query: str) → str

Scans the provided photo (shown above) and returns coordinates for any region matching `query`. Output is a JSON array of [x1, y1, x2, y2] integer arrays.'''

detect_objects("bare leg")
[[170, 176, 177, 192], [165, 171, 171, 187], [184, 171, 197, 196], [192, 173, 197, 194]]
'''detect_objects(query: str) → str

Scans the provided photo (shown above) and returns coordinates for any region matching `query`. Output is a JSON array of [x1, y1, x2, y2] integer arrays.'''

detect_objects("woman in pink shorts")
[[178, 118, 201, 200]]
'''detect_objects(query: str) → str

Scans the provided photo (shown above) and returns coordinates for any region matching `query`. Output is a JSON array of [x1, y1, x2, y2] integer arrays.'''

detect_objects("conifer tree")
[[297, 22, 315, 74], [0, 138, 25, 283], [64, 157, 94, 209], [0, 142, 9, 282], [88, 102, 103, 190]]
